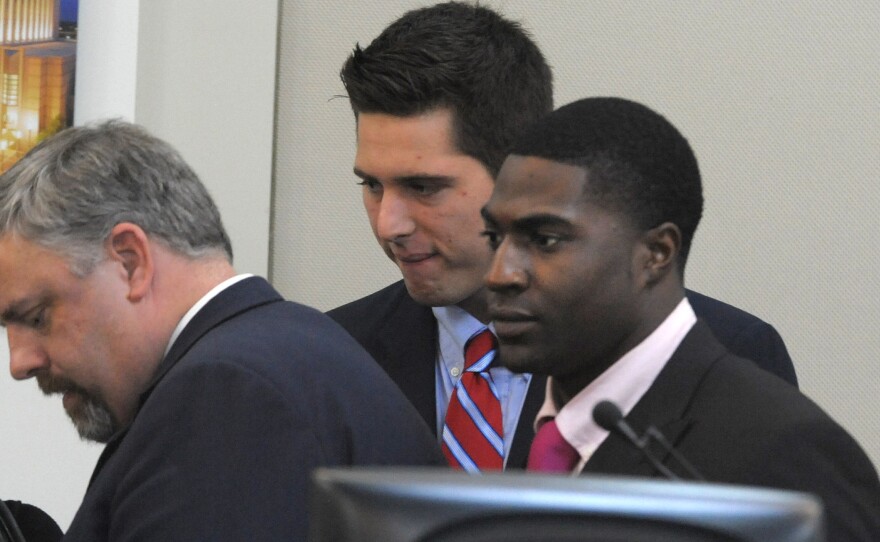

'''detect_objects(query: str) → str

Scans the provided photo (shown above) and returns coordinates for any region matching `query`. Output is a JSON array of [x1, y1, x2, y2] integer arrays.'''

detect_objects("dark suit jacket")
[[64, 277, 443, 542], [327, 280, 796, 469], [585, 321, 880, 541]]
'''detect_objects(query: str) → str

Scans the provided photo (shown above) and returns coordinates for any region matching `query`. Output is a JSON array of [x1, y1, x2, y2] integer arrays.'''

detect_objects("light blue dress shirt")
[[432, 305, 532, 467]]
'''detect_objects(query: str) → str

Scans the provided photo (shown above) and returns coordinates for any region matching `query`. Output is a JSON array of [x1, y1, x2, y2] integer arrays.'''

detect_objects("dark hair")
[[512, 97, 704, 267], [340, 1, 553, 176]]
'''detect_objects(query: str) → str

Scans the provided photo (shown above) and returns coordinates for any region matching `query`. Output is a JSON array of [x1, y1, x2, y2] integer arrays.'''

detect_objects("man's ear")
[[640, 222, 681, 286], [107, 222, 153, 302]]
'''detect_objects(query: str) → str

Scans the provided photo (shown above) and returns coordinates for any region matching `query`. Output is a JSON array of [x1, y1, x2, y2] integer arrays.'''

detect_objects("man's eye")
[[533, 233, 561, 249], [481, 230, 500, 249], [356, 179, 382, 193], [406, 182, 442, 196], [29, 309, 47, 329]]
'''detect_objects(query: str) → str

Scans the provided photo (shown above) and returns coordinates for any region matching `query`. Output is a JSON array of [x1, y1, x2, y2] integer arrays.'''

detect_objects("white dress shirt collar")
[[162, 273, 254, 358]]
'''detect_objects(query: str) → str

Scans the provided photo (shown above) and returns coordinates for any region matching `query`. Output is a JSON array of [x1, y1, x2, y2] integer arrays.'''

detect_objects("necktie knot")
[[464, 328, 496, 372], [442, 328, 503, 472]]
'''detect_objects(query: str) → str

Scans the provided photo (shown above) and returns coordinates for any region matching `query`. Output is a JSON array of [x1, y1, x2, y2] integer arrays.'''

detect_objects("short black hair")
[[340, 1, 553, 176], [512, 97, 704, 267]]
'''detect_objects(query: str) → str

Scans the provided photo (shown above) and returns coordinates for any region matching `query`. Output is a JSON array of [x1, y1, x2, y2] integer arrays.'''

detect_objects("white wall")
[[0, 0, 278, 529], [272, 0, 880, 472], [135, 0, 277, 277]]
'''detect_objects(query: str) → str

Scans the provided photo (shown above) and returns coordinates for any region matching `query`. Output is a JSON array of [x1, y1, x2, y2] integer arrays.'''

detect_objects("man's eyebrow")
[[352, 167, 455, 184], [352, 167, 372, 180], [0, 298, 36, 327], [480, 208, 572, 231], [512, 214, 573, 230]]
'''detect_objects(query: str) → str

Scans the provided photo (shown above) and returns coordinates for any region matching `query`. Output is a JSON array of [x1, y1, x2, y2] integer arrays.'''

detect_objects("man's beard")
[[37, 374, 118, 443]]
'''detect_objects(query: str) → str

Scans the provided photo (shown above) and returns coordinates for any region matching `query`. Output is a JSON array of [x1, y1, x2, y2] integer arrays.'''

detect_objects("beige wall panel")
[[273, 0, 880, 467]]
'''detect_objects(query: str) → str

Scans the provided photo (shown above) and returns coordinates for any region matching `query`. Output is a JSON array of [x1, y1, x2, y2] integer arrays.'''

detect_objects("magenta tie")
[[527, 419, 580, 473]]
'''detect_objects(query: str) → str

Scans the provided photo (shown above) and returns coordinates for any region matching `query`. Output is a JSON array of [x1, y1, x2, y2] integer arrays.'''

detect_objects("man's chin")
[[496, 343, 549, 375], [402, 279, 456, 307], [61, 390, 118, 443], [37, 374, 117, 441], [401, 274, 487, 312]]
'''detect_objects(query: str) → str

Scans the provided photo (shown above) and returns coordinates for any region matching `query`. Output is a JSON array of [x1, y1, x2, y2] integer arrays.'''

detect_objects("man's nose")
[[374, 192, 416, 242], [485, 238, 529, 292], [7, 327, 49, 380]]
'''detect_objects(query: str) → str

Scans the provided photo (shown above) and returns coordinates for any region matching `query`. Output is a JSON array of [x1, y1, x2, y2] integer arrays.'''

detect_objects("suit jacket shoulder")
[[327, 281, 434, 353], [686, 289, 797, 386], [328, 281, 439, 425], [66, 277, 443, 542], [586, 320, 880, 541]]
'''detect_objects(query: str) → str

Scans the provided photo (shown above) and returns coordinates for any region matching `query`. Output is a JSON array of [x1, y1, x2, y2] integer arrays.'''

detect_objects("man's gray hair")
[[0, 120, 232, 275]]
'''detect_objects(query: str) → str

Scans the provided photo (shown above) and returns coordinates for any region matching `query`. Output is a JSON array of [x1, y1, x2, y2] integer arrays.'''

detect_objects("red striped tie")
[[441, 329, 503, 472]]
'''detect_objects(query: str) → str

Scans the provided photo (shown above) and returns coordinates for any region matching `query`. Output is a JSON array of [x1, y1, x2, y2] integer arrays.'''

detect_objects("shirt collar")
[[162, 273, 254, 358], [535, 297, 697, 464], [433, 305, 492, 371]]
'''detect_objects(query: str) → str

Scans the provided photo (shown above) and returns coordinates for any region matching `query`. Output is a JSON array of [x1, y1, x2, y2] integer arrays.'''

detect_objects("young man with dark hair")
[[482, 96, 880, 541], [329, 1, 796, 471]]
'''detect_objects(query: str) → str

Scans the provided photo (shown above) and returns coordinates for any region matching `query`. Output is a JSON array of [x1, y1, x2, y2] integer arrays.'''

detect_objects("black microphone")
[[593, 400, 703, 482], [593, 400, 681, 480]]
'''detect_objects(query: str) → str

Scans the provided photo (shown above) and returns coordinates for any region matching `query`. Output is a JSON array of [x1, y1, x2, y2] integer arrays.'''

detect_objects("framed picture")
[[0, 0, 77, 172]]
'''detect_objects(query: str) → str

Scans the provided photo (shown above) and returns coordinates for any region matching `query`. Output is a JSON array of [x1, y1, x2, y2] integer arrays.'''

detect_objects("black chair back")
[[0, 500, 26, 542]]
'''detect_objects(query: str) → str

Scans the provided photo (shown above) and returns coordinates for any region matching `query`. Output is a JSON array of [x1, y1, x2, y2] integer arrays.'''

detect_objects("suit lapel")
[[506, 374, 547, 469], [584, 320, 726, 479], [147, 277, 282, 392], [372, 284, 439, 432], [87, 427, 129, 489]]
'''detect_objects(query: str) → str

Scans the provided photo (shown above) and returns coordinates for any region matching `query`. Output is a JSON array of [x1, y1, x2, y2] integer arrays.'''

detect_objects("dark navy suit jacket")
[[64, 277, 443, 542], [328, 281, 797, 470], [585, 321, 880, 541]]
